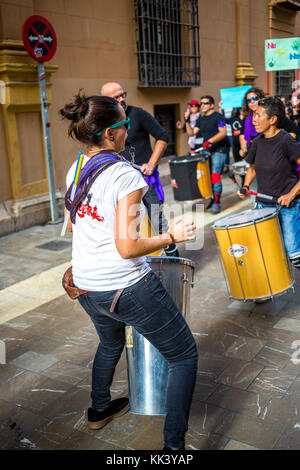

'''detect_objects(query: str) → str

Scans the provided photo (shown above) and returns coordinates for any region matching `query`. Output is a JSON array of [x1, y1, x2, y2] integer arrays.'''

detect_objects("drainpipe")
[[268, 2, 274, 95]]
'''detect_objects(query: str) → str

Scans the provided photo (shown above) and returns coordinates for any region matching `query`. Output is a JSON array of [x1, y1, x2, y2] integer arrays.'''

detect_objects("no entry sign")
[[22, 15, 57, 63]]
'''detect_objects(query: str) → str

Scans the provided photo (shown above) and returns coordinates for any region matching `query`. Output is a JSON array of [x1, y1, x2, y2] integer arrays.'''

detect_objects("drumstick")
[[61, 151, 85, 237], [229, 171, 278, 203]]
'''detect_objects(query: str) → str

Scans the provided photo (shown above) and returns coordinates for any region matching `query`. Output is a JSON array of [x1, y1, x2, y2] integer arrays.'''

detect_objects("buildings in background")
[[0, 0, 300, 235]]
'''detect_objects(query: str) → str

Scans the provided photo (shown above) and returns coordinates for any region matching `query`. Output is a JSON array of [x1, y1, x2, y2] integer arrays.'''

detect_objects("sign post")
[[22, 15, 60, 224]]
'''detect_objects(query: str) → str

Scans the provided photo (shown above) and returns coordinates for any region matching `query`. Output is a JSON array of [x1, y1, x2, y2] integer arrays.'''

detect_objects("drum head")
[[232, 161, 250, 170], [212, 208, 278, 229]]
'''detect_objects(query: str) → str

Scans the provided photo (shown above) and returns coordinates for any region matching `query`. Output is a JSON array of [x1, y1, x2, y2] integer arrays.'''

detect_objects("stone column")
[[235, 0, 258, 86]]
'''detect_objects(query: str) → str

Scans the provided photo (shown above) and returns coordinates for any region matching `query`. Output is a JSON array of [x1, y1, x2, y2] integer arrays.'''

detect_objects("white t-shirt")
[[66, 156, 151, 291]]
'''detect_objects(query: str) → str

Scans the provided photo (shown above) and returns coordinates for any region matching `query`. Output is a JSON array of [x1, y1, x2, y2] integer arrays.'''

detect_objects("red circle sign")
[[22, 15, 57, 63]]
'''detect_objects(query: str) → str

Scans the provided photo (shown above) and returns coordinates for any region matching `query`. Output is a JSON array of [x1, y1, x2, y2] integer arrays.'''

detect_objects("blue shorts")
[[256, 196, 300, 259]]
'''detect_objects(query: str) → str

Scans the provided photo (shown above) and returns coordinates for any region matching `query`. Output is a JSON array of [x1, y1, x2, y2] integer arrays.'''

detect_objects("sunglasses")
[[96, 118, 131, 136], [113, 91, 127, 100], [246, 96, 259, 104], [200, 101, 211, 105]]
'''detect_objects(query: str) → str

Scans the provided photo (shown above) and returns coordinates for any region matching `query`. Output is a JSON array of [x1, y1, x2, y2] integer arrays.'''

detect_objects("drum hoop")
[[146, 255, 195, 269], [169, 152, 210, 164], [212, 208, 280, 230]]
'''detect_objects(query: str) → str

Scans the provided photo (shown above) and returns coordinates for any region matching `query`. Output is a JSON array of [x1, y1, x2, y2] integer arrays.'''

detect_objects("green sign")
[[265, 37, 300, 71]]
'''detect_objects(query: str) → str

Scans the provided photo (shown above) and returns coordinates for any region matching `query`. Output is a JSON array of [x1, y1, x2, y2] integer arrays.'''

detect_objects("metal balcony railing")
[[134, 0, 200, 87]]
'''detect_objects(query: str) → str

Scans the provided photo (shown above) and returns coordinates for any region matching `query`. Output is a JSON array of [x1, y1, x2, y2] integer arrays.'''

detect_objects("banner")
[[220, 85, 252, 109], [265, 37, 300, 71]]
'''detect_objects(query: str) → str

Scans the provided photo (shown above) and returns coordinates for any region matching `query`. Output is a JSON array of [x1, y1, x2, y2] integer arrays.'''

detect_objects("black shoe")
[[87, 397, 129, 430], [164, 244, 179, 257], [205, 198, 214, 211]]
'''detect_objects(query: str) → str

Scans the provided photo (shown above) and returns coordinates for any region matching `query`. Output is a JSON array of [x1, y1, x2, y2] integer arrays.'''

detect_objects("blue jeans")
[[256, 196, 300, 259], [78, 270, 198, 449]]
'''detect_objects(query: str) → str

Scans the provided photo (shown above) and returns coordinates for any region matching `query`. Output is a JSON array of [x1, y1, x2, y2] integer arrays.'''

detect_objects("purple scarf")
[[142, 168, 165, 202], [244, 114, 258, 147]]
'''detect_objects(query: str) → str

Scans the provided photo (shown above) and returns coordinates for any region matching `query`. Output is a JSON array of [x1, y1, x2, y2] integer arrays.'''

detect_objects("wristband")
[[242, 185, 249, 189]]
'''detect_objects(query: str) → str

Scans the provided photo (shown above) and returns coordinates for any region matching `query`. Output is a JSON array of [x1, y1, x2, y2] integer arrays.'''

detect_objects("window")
[[275, 70, 295, 99], [134, 0, 200, 87]]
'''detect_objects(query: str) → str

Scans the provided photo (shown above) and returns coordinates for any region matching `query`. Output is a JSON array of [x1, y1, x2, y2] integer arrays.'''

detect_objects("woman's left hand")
[[277, 192, 294, 207]]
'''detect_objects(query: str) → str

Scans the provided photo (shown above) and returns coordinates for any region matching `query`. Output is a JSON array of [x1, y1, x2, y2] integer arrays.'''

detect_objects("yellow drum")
[[212, 208, 294, 301], [169, 152, 212, 202], [140, 213, 163, 256], [196, 158, 213, 200]]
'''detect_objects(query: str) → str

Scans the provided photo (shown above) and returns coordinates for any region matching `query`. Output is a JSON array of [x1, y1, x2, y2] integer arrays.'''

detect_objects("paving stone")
[[0, 399, 49, 450], [253, 341, 292, 368], [216, 359, 264, 390], [274, 318, 300, 334], [273, 426, 300, 450], [224, 336, 266, 361], [55, 430, 107, 450], [86, 411, 154, 448], [40, 360, 90, 385], [10, 350, 59, 373], [259, 397, 300, 427], [207, 385, 269, 417], [185, 428, 229, 450], [0, 370, 71, 412], [224, 440, 259, 450], [188, 401, 226, 430], [17, 421, 74, 450], [39, 387, 91, 426], [0, 364, 25, 385], [127, 416, 164, 450], [248, 367, 297, 399], [281, 376, 300, 405], [213, 411, 284, 449]]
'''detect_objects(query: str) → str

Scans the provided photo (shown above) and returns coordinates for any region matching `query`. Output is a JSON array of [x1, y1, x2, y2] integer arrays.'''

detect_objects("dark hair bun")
[[60, 89, 88, 122], [59, 90, 121, 145]]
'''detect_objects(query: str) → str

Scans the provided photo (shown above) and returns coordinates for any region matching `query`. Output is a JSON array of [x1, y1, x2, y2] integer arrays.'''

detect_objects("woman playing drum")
[[238, 96, 300, 269], [60, 91, 198, 450]]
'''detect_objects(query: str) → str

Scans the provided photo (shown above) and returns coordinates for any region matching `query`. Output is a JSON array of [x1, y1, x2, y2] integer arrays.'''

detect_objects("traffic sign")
[[22, 15, 57, 63], [21, 15, 60, 223]]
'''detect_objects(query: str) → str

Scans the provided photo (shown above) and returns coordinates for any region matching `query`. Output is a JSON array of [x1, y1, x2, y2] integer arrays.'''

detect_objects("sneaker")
[[87, 397, 129, 430], [206, 204, 221, 214]]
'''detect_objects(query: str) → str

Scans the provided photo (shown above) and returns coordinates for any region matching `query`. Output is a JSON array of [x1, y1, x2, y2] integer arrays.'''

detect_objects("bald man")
[[101, 82, 179, 257]]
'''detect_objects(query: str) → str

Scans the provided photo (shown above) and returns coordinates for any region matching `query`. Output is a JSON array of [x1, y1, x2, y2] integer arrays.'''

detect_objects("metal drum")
[[232, 160, 257, 195], [169, 152, 212, 202], [126, 256, 195, 415], [212, 208, 294, 302], [232, 160, 250, 176]]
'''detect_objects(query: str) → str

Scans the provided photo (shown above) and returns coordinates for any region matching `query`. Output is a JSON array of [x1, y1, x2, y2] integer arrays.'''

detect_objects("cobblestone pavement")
[[0, 162, 299, 451]]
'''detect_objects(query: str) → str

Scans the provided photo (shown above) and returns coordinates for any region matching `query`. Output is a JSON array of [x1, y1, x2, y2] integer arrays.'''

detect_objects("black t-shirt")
[[227, 116, 244, 147], [121, 105, 169, 165], [246, 129, 300, 201], [194, 111, 227, 152]]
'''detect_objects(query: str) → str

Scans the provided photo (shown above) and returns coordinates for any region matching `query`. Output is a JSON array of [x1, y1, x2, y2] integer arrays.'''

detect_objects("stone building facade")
[[0, 0, 300, 235]]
